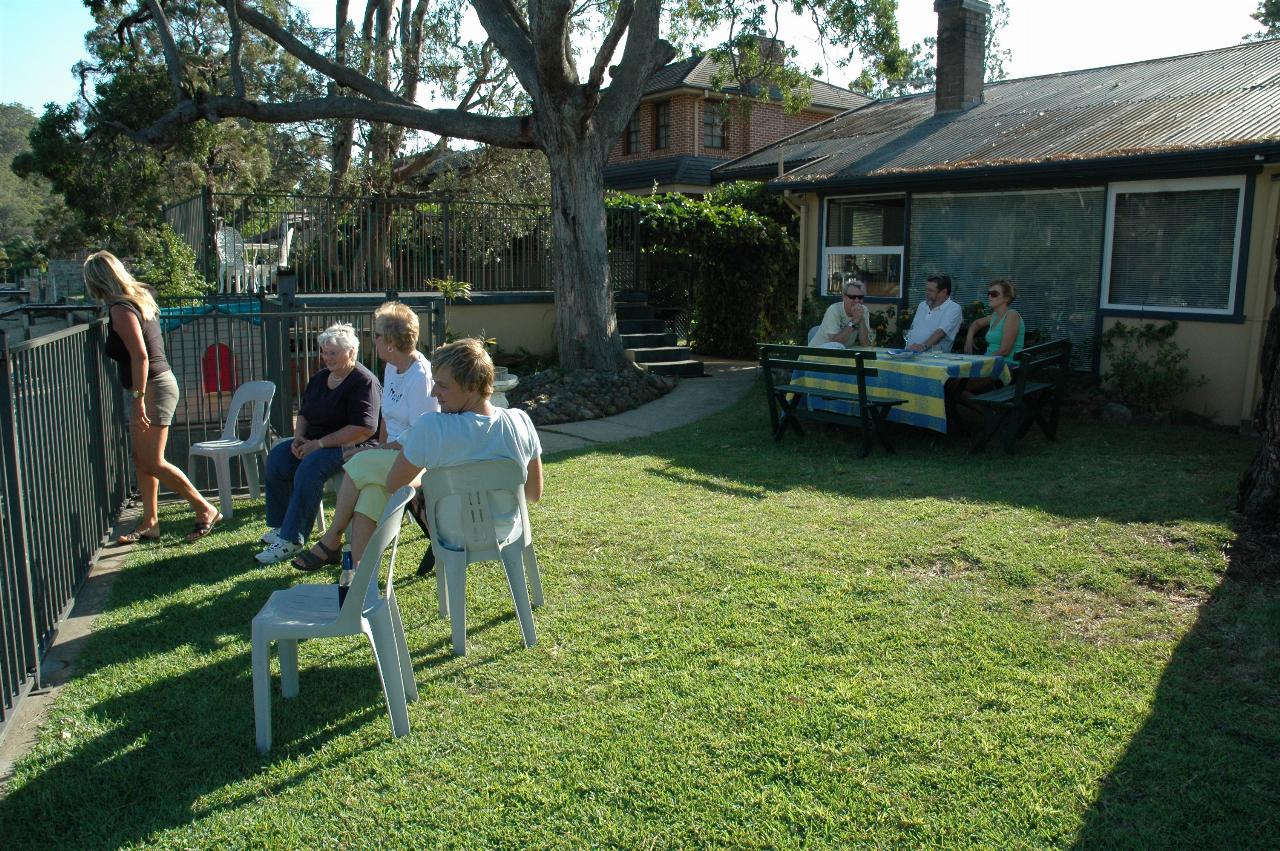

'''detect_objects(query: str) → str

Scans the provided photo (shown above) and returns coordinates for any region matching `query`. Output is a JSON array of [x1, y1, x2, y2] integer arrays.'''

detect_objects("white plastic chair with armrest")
[[422, 459, 543, 656], [188, 380, 275, 519], [251, 486, 417, 754]]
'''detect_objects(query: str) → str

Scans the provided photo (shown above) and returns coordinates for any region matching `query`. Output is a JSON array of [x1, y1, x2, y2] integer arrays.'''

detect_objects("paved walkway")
[[538, 358, 759, 454], [0, 357, 759, 788]]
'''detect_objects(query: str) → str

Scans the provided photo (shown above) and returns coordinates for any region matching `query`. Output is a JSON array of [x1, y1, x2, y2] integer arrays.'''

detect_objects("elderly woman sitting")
[[291, 302, 438, 571], [257, 322, 381, 565]]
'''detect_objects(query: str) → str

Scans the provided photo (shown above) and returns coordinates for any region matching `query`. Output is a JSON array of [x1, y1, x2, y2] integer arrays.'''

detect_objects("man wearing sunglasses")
[[905, 274, 963, 353], [812, 281, 872, 348]]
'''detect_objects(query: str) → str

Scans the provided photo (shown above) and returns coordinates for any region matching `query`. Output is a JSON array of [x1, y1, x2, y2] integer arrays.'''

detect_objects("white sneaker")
[[261, 528, 283, 546], [256, 540, 303, 565]]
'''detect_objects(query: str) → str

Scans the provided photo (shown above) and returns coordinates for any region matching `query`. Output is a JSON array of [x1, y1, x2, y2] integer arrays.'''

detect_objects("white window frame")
[[1101, 175, 1246, 316], [821, 194, 905, 299]]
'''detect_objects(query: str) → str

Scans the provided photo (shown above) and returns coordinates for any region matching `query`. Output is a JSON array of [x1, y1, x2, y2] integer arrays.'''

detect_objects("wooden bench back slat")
[[760, 357, 879, 379]]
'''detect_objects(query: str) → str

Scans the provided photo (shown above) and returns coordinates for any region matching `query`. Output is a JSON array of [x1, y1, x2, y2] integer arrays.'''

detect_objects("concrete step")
[[628, 345, 692, 364], [640, 359, 705, 378], [615, 303, 653, 321], [614, 289, 649, 304], [620, 331, 676, 348], [618, 318, 665, 334]]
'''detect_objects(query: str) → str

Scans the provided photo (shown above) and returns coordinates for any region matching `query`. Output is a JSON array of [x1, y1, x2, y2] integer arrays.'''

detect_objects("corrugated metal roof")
[[641, 55, 868, 111], [712, 38, 1280, 185]]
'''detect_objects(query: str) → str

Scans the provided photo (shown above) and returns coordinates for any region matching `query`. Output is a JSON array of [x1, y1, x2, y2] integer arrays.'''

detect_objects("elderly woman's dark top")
[[104, 301, 170, 389], [299, 363, 382, 444]]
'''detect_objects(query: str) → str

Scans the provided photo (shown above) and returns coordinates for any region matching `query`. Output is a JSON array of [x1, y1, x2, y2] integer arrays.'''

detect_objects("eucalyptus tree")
[[82, 0, 903, 369]]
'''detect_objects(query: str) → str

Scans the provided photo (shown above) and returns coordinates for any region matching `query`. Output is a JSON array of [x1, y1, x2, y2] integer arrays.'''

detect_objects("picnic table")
[[790, 348, 1010, 434]]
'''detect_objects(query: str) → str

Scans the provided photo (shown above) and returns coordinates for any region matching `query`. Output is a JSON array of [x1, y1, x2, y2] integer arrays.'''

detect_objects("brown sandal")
[[185, 512, 223, 543], [117, 526, 160, 545], [292, 540, 342, 572]]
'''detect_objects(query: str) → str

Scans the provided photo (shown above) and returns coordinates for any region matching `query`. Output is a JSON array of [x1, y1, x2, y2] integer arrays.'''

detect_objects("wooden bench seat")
[[759, 344, 907, 457], [970, 339, 1071, 453]]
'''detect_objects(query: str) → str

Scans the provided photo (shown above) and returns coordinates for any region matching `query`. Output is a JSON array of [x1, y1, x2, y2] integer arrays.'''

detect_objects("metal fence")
[[0, 319, 132, 736], [163, 191, 640, 295], [155, 293, 446, 484], [0, 294, 444, 736]]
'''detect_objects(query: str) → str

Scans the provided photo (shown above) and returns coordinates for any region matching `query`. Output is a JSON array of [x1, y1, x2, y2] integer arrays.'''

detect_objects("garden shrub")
[[131, 224, 209, 298], [609, 188, 797, 358], [1101, 320, 1206, 413]]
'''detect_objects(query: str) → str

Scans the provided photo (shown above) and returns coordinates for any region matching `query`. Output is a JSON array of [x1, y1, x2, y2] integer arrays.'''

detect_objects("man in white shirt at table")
[[905, 274, 963, 353], [811, 280, 872, 348]]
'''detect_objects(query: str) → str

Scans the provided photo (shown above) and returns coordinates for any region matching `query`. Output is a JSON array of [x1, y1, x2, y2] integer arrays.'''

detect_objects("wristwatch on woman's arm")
[[131, 388, 144, 400]]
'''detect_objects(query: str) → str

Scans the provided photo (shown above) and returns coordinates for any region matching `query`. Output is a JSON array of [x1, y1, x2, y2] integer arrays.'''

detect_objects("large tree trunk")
[[543, 139, 629, 371], [1238, 230, 1280, 527]]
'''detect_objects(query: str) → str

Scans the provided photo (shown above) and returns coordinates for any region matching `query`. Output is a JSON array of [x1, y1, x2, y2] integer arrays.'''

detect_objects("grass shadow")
[[1070, 531, 1280, 848]]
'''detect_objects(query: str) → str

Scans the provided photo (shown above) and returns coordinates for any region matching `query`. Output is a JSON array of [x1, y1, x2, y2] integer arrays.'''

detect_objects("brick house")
[[604, 47, 867, 195]]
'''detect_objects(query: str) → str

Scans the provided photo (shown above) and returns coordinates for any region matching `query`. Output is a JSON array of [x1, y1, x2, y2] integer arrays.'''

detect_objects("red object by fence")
[[202, 343, 238, 393]]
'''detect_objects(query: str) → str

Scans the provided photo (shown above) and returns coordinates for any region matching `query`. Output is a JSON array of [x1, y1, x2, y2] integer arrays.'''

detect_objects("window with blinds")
[[823, 197, 905, 298], [1102, 177, 1245, 315], [909, 188, 1105, 368]]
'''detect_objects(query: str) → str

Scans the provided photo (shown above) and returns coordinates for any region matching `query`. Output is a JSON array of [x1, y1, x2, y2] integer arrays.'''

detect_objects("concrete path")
[[0, 356, 759, 788], [538, 358, 759, 455]]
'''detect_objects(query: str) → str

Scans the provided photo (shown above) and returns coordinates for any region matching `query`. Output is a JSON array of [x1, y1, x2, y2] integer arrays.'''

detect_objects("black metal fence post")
[[0, 331, 41, 694]]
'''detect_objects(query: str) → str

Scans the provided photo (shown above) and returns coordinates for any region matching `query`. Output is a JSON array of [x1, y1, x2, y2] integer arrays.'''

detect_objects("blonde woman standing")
[[83, 251, 222, 543]]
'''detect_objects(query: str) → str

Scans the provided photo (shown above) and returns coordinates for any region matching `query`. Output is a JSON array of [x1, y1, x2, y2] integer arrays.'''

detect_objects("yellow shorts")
[[343, 448, 399, 522]]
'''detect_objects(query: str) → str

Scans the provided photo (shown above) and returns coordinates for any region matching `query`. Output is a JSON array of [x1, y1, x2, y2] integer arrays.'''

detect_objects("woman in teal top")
[[965, 278, 1024, 358]]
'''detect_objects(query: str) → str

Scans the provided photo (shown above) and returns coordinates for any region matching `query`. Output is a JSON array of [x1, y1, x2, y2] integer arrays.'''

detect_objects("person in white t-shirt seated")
[[811, 280, 872, 348], [385, 337, 543, 553], [904, 274, 963, 353], [291, 301, 438, 571]]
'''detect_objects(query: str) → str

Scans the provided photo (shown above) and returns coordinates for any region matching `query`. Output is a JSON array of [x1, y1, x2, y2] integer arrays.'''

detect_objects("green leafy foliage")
[[608, 189, 797, 358], [129, 224, 210, 298], [1101, 321, 1207, 413]]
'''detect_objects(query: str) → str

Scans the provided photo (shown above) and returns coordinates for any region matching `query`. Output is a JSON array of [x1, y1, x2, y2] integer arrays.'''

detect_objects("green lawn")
[[1, 393, 1277, 849]]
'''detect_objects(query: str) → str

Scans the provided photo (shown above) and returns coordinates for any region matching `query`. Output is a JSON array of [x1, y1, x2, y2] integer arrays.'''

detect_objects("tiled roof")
[[603, 156, 727, 190], [711, 38, 1280, 186], [642, 55, 867, 111]]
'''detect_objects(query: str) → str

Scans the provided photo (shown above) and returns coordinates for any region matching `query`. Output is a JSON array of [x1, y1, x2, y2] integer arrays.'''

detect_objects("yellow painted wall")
[[445, 301, 557, 355], [1099, 167, 1280, 426]]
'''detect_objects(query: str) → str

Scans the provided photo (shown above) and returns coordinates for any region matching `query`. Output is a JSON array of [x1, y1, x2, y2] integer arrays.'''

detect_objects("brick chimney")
[[934, 0, 989, 114]]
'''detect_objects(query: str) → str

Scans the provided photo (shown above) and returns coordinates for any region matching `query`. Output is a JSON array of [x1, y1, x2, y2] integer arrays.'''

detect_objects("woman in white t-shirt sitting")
[[291, 301, 438, 571]]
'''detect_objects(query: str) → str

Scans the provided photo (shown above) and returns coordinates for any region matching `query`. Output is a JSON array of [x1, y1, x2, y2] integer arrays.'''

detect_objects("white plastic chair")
[[252, 486, 417, 754], [421, 459, 543, 656], [188, 380, 276, 519], [215, 226, 250, 293]]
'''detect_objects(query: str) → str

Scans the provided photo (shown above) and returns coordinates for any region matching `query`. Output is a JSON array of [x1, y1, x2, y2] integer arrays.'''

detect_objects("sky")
[[0, 0, 1268, 116]]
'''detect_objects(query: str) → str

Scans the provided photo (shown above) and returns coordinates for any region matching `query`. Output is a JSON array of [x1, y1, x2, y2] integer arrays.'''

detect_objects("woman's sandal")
[[117, 526, 160, 545], [185, 512, 223, 543], [292, 540, 342, 572]]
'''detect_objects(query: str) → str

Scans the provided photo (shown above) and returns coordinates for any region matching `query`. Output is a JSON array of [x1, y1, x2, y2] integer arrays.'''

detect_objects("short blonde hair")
[[83, 251, 159, 321], [373, 302, 419, 353], [317, 322, 359, 357], [990, 279, 1017, 302], [431, 338, 494, 397]]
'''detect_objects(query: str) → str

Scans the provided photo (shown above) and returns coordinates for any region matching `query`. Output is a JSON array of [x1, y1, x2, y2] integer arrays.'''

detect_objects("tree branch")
[[595, 0, 675, 146], [113, 94, 536, 148], [585, 0, 633, 96], [392, 137, 450, 182], [223, 0, 246, 99], [233, 0, 409, 105], [141, 0, 189, 102], [470, 0, 539, 95]]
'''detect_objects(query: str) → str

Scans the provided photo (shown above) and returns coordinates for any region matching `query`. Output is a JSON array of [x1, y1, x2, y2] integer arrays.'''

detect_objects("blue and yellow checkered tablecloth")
[[791, 349, 1009, 434]]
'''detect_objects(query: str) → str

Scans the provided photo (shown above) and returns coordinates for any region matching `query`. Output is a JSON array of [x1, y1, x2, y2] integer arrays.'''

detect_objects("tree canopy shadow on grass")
[[1070, 531, 1280, 848]]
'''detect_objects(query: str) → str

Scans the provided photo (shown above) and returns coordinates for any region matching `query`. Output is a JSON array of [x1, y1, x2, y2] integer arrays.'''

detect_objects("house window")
[[1102, 176, 1246, 316], [702, 103, 727, 149], [910, 188, 1105, 367], [624, 111, 640, 154], [653, 101, 670, 150], [823, 197, 905, 298]]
